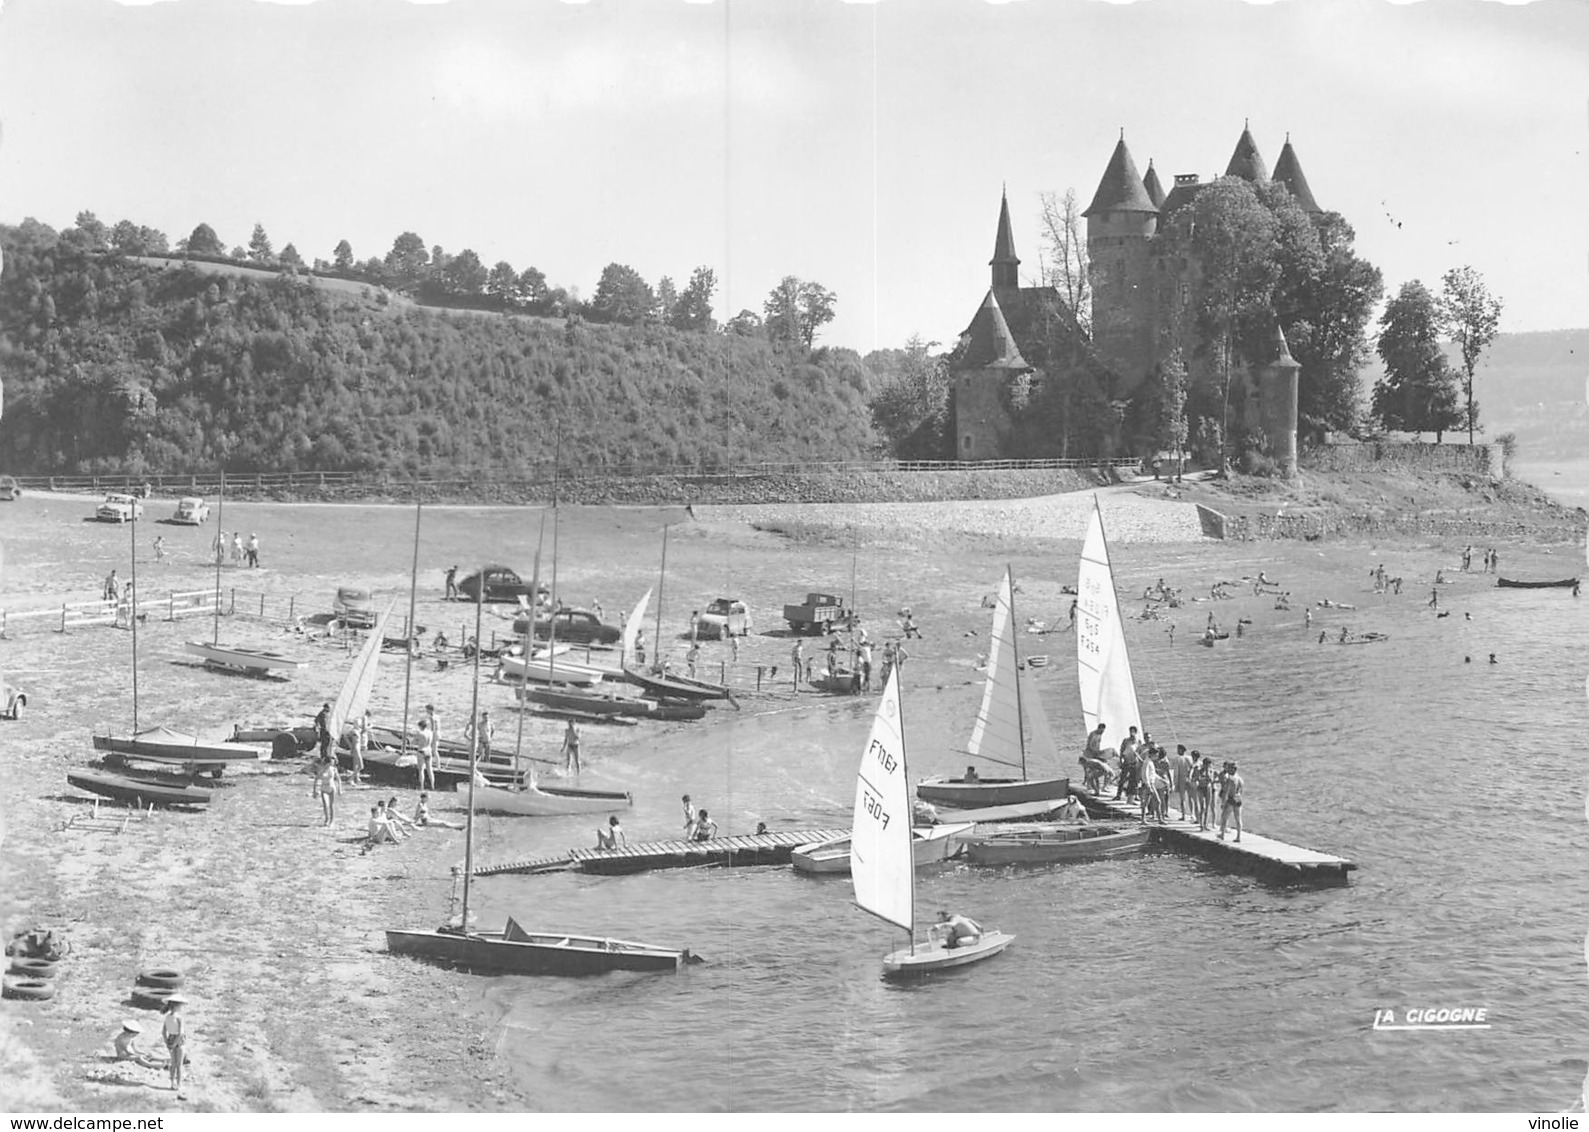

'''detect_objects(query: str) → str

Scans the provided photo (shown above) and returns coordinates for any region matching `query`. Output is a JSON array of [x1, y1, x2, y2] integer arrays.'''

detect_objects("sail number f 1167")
[[868, 738, 898, 776]]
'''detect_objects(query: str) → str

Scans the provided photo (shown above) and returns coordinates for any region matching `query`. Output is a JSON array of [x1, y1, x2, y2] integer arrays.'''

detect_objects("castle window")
[[962, 435, 972, 452]]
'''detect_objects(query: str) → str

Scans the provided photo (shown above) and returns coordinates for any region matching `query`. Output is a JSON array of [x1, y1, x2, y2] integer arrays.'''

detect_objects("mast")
[[460, 571, 484, 934], [515, 510, 548, 778], [1007, 566, 1028, 780], [129, 509, 139, 733], [547, 442, 561, 680], [654, 525, 669, 671], [400, 502, 421, 759], [210, 471, 225, 644]]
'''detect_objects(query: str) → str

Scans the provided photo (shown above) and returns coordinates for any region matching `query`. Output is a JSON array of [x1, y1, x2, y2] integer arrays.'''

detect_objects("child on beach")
[[161, 997, 189, 1098]]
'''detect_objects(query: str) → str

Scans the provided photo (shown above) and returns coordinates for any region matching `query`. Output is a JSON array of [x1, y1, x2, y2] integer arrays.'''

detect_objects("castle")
[[951, 125, 1316, 471]]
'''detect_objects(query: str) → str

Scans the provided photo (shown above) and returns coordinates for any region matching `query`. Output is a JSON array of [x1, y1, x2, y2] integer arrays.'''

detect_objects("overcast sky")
[[1, 0, 1583, 354]]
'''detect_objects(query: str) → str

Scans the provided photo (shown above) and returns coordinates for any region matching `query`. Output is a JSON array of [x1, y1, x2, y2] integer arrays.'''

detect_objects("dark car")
[[512, 608, 622, 646], [456, 565, 538, 603]]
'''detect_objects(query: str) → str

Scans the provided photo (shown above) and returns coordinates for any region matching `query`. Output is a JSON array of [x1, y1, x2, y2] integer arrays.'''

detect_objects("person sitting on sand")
[[596, 815, 626, 850], [113, 1019, 148, 1062], [936, 911, 982, 949], [367, 803, 401, 845], [386, 796, 417, 832], [413, 793, 431, 827]]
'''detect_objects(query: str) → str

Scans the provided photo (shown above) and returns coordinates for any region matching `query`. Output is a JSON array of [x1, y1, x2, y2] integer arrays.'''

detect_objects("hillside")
[[0, 226, 882, 476]]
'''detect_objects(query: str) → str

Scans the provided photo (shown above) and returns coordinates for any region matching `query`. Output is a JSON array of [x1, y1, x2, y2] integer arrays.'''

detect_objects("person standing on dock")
[[1171, 745, 1195, 821], [1218, 762, 1244, 843], [1191, 755, 1213, 830]]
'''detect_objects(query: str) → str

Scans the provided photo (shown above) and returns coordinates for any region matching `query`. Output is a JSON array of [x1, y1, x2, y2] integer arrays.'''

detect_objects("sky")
[[0, 0, 1584, 355]]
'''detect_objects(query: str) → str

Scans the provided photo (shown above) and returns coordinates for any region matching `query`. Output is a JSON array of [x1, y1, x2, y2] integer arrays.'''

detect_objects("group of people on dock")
[[1079, 722, 1244, 841]]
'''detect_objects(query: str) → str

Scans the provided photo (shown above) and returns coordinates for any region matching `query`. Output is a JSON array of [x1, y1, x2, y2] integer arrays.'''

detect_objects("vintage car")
[[171, 496, 211, 524], [696, 598, 752, 639], [457, 565, 540, 604], [0, 476, 20, 502], [96, 493, 144, 523], [2, 680, 26, 720], [334, 586, 377, 629], [513, 608, 622, 646]]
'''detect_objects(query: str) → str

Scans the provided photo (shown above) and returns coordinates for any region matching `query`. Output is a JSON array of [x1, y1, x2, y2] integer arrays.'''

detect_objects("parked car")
[[334, 586, 377, 629], [96, 493, 144, 523], [0, 476, 20, 501], [696, 598, 752, 639], [513, 608, 622, 646], [2, 680, 26, 720], [171, 496, 211, 524], [456, 565, 539, 603]]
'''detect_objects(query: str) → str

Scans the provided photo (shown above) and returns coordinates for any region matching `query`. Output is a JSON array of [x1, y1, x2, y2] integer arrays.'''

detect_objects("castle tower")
[[1142, 159, 1166, 210], [989, 187, 1021, 301], [951, 289, 1031, 460], [1258, 322, 1301, 478], [1271, 135, 1322, 214], [1225, 122, 1270, 183], [1084, 134, 1160, 390]]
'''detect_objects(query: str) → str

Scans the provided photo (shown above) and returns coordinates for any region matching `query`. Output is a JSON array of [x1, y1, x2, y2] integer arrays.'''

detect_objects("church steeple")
[[1272, 135, 1321, 213], [1142, 159, 1166, 209], [990, 187, 1020, 292], [1225, 121, 1269, 182]]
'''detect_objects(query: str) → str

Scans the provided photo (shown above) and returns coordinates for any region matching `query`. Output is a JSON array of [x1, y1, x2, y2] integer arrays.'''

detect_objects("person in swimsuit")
[[1218, 761, 1244, 843], [596, 815, 626, 849], [1056, 795, 1089, 823], [936, 911, 982, 949], [313, 755, 340, 826], [161, 996, 189, 1098], [691, 809, 717, 841]]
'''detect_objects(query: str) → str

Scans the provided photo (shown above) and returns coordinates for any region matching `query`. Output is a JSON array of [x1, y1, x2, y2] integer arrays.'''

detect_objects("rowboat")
[[1496, 577, 1579, 589], [518, 704, 643, 728], [67, 767, 212, 808], [386, 917, 697, 976], [791, 823, 972, 875], [961, 822, 1151, 865], [498, 651, 606, 687], [184, 640, 308, 674], [93, 726, 268, 768], [516, 685, 656, 716]]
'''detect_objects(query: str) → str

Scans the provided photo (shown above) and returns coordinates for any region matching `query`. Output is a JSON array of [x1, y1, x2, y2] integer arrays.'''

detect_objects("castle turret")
[[952, 289, 1030, 460], [1225, 122, 1270, 183], [1142, 160, 1166, 210], [1258, 322, 1301, 478], [1271, 135, 1321, 214], [1084, 134, 1160, 391], [989, 187, 1021, 298]]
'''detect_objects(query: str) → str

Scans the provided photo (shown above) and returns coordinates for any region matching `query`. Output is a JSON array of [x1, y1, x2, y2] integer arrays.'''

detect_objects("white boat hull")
[[499, 654, 605, 687], [792, 824, 972, 875], [461, 782, 631, 817], [883, 930, 1015, 977], [185, 640, 307, 672]]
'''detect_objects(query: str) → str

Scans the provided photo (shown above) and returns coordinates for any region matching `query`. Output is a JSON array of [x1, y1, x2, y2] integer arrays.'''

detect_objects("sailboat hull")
[[185, 641, 308, 673], [882, 931, 1015, 977], [386, 923, 689, 975], [619, 666, 734, 702], [962, 823, 1151, 865], [93, 728, 268, 765], [792, 823, 972, 875], [67, 768, 212, 808], [462, 782, 632, 817], [915, 775, 1070, 808]]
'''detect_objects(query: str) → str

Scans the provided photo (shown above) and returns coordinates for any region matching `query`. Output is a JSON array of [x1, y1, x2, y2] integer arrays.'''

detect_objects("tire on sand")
[[3, 977, 56, 1001], [135, 968, 184, 990], [8, 957, 59, 979]]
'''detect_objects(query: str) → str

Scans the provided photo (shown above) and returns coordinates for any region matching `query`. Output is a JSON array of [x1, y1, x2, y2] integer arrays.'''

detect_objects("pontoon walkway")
[[1076, 788, 1356, 885], [473, 827, 850, 877]]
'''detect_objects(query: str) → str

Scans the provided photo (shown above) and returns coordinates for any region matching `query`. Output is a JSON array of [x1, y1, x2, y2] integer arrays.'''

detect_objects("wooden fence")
[[0, 587, 304, 636]]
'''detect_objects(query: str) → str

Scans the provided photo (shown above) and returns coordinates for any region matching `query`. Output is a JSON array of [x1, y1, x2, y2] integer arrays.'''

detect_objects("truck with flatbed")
[[783, 593, 857, 635]]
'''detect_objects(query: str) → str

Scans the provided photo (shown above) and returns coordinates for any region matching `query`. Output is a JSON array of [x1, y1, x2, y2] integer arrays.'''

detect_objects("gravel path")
[[699, 483, 1208, 544]]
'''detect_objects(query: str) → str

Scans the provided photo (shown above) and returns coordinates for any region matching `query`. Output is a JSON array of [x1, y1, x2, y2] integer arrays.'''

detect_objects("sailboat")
[[915, 567, 1069, 808], [618, 527, 736, 704], [853, 668, 1014, 978], [1075, 498, 1146, 758], [92, 508, 266, 772], [385, 572, 690, 977], [184, 471, 308, 676]]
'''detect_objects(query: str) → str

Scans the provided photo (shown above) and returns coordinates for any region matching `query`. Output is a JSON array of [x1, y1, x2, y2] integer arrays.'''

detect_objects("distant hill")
[[0, 229, 882, 476]]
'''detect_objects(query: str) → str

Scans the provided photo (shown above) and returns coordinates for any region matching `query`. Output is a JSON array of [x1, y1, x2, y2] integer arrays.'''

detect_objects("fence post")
[[168, 593, 175, 622], [288, 596, 295, 622], [230, 589, 236, 615], [259, 593, 266, 617], [60, 605, 68, 633]]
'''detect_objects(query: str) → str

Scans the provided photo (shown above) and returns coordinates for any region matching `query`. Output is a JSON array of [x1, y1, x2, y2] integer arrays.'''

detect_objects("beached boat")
[[618, 540, 737, 704], [791, 823, 972, 875], [516, 684, 655, 716], [93, 725, 267, 768], [387, 577, 691, 978], [960, 822, 1151, 865], [183, 640, 310, 674], [386, 917, 696, 976], [853, 669, 1013, 979], [1496, 576, 1579, 589], [67, 767, 211, 808], [498, 650, 606, 687], [460, 777, 632, 817], [916, 568, 1069, 808]]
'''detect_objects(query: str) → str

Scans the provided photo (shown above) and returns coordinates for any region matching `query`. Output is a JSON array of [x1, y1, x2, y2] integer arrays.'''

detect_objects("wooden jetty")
[[1075, 788, 1355, 885], [473, 827, 850, 878]]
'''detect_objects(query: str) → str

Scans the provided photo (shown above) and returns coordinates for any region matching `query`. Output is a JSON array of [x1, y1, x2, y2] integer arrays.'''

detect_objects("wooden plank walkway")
[[474, 828, 850, 878], [1075, 788, 1356, 885]]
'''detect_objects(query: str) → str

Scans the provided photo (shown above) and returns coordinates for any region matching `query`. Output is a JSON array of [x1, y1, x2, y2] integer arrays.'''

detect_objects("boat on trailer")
[[386, 916, 696, 976], [961, 822, 1151, 865], [791, 822, 972, 875]]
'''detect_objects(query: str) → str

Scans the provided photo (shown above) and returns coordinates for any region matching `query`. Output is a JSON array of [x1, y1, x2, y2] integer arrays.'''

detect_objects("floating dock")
[[1075, 788, 1356, 885], [473, 828, 850, 877]]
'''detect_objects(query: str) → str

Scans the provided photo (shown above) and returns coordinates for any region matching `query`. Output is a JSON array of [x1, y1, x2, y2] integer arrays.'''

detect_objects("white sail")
[[966, 568, 1025, 771], [331, 605, 394, 740], [621, 588, 653, 666], [1076, 502, 1143, 742], [851, 668, 913, 933]]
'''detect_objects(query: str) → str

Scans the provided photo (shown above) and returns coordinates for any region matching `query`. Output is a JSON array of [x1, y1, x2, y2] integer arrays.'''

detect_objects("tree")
[[1155, 349, 1189, 480], [868, 335, 948, 455], [588, 263, 656, 324], [333, 240, 354, 272], [517, 266, 549, 310], [1439, 265, 1502, 444], [1037, 188, 1090, 332], [229, 246, 246, 260], [487, 260, 518, 307], [671, 265, 717, 332], [279, 243, 303, 268], [724, 308, 762, 336], [655, 276, 678, 326], [1373, 280, 1463, 441], [187, 223, 224, 257], [247, 223, 274, 263], [384, 232, 429, 289], [763, 276, 837, 350], [69, 211, 109, 252], [444, 248, 487, 295]]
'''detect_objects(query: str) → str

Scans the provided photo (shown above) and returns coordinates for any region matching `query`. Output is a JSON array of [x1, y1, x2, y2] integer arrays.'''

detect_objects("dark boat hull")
[[68, 768, 211, 808], [1496, 577, 1578, 589], [385, 924, 687, 975], [916, 774, 1071, 808], [619, 665, 734, 702]]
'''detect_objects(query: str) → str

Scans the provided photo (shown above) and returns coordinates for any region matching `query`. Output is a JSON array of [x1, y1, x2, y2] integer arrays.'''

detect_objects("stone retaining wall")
[[1303, 441, 1504, 476], [1199, 505, 1583, 544]]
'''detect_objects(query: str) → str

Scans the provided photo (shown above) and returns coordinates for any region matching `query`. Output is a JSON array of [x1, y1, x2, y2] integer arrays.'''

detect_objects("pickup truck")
[[783, 593, 856, 635]]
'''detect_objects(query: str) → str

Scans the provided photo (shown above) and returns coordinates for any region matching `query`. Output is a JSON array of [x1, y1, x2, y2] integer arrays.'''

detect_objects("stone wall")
[[1302, 441, 1505, 476], [1199, 505, 1583, 545]]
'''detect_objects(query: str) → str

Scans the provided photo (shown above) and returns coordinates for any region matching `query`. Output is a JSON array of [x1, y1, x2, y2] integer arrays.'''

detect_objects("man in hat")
[[1218, 761, 1244, 843]]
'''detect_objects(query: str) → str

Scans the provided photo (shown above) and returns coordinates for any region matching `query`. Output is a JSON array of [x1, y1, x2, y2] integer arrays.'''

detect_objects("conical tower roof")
[[1142, 160, 1166, 209], [1084, 136, 1159, 217], [989, 187, 1020, 270], [1268, 322, 1300, 367], [1272, 137, 1321, 213], [958, 289, 1030, 370], [1225, 123, 1269, 182]]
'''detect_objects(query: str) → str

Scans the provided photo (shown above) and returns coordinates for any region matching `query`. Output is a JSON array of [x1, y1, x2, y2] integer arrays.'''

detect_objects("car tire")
[[8, 957, 59, 979], [3, 977, 55, 1001], [135, 968, 185, 990], [131, 987, 177, 1010]]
